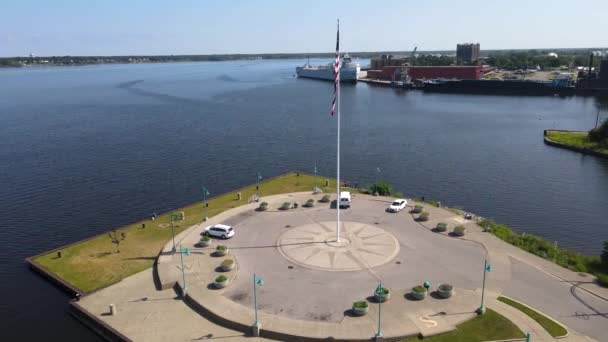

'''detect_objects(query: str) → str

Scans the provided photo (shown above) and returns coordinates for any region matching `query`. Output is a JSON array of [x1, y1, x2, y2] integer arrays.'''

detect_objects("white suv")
[[204, 224, 235, 239], [387, 199, 407, 213]]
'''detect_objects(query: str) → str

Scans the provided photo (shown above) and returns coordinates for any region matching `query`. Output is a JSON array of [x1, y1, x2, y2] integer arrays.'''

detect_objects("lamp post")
[[477, 259, 492, 314], [253, 273, 264, 334], [375, 283, 383, 338], [170, 213, 180, 253], [313, 164, 317, 191], [256, 172, 262, 199], [179, 245, 190, 294], [202, 186, 210, 221]]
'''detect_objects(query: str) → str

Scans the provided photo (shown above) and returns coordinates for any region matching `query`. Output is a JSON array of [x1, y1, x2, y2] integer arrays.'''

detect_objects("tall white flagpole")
[[336, 19, 341, 242]]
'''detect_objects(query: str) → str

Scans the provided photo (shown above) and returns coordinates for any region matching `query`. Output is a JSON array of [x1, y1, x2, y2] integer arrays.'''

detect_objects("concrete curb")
[[498, 295, 570, 339]]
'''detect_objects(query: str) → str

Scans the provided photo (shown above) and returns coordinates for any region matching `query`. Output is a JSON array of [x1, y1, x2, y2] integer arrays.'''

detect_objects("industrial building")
[[370, 54, 409, 70], [456, 43, 480, 63], [367, 65, 484, 81], [577, 56, 608, 90]]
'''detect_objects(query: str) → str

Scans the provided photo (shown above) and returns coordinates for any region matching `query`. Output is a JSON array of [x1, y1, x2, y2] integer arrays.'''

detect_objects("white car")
[[204, 224, 235, 239], [387, 199, 407, 213]]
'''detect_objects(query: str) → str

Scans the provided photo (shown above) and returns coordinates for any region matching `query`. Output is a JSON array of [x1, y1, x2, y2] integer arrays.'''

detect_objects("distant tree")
[[589, 120, 608, 143], [369, 181, 393, 196], [601, 241, 608, 268], [108, 230, 127, 253]]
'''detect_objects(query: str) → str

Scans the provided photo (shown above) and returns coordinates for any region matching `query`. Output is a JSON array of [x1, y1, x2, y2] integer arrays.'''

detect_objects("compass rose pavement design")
[[277, 221, 400, 271]]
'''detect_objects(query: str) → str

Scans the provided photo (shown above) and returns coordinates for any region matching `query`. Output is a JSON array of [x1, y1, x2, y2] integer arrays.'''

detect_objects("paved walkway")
[[78, 268, 270, 342], [77, 192, 608, 341]]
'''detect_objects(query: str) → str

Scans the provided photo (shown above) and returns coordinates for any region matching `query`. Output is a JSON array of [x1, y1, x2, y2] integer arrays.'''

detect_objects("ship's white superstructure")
[[296, 54, 360, 82]]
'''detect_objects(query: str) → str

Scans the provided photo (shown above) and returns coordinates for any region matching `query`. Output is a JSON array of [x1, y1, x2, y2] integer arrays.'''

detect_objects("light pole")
[[375, 283, 383, 338], [313, 164, 317, 191], [202, 186, 210, 221], [477, 259, 492, 314], [253, 273, 264, 328], [376, 167, 381, 186], [170, 213, 180, 253], [256, 172, 262, 199], [179, 245, 190, 293]]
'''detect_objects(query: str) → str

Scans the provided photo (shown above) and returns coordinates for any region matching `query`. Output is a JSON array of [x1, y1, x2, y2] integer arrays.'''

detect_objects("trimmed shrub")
[[435, 223, 448, 232], [351, 300, 369, 316], [221, 259, 235, 271], [319, 195, 331, 203], [216, 245, 228, 256], [279, 202, 291, 210], [257, 202, 268, 211], [453, 226, 466, 236], [199, 235, 211, 247], [418, 211, 430, 221], [303, 199, 315, 207], [412, 285, 426, 293], [215, 275, 227, 283], [413, 205, 424, 213], [374, 287, 391, 302], [352, 301, 368, 309], [437, 283, 453, 298]]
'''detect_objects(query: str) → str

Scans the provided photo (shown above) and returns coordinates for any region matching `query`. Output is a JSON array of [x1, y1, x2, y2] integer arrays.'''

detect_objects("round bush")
[[374, 287, 391, 302], [319, 195, 331, 203], [215, 275, 227, 282], [437, 283, 453, 298], [303, 199, 315, 207], [352, 300, 369, 316], [413, 205, 424, 213], [257, 202, 268, 211], [435, 223, 448, 232], [279, 202, 291, 210], [221, 259, 235, 271], [453, 226, 466, 236], [216, 245, 228, 256], [418, 211, 430, 221]]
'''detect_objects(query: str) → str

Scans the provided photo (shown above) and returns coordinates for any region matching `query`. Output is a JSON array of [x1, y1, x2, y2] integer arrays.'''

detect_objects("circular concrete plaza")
[[217, 194, 485, 323]]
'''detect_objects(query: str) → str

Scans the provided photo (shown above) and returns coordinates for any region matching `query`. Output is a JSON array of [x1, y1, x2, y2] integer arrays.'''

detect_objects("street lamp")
[[313, 164, 317, 191], [179, 245, 190, 294], [477, 259, 492, 314], [202, 186, 210, 221], [253, 273, 264, 331], [170, 213, 180, 253], [375, 283, 383, 338], [256, 172, 262, 199]]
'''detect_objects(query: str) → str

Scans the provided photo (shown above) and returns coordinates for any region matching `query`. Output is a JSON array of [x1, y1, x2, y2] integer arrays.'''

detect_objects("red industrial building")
[[366, 66, 484, 80]]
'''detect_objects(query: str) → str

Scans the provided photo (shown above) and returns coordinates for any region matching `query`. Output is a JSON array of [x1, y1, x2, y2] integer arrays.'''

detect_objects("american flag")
[[330, 21, 340, 116]]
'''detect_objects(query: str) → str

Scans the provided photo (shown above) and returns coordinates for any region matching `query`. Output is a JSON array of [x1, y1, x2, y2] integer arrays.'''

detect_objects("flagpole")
[[336, 18, 341, 243]]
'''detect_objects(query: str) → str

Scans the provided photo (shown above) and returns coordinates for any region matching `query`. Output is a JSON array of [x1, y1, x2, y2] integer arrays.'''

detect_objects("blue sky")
[[1, 0, 607, 57]]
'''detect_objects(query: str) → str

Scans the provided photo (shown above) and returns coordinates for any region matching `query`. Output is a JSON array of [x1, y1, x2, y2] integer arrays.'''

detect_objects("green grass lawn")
[[498, 296, 568, 338], [33, 172, 335, 293], [546, 131, 608, 155], [402, 309, 525, 342]]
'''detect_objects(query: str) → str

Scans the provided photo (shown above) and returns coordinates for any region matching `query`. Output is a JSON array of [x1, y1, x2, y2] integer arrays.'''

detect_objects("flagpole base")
[[375, 334, 384, 342], [252, 322, 261, 337]]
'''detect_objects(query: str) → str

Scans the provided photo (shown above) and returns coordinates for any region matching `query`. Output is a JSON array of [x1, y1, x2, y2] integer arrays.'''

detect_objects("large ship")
[[296, 54, 360, 82]]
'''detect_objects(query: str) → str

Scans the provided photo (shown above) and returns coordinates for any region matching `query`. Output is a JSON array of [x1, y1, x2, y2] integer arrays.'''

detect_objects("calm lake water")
[[1, 59, 607, 340]]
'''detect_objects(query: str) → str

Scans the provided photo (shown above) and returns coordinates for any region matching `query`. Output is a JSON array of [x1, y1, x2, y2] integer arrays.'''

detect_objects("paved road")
[[220, 194, 485, 323], [504, 257, 608, 341]]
